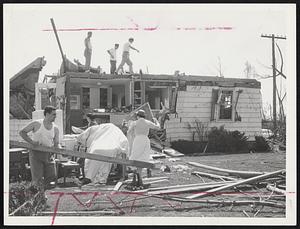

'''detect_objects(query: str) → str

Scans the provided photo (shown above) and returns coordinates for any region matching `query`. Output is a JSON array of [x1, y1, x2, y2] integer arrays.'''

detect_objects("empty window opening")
[[82, 87, 90, 109], [100, 88, 108, 108], [219, 90, 233, 119]]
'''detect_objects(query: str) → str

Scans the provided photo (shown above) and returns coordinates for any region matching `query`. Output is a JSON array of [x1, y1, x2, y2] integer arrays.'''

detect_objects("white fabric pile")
[[77, 123, 129, 184]]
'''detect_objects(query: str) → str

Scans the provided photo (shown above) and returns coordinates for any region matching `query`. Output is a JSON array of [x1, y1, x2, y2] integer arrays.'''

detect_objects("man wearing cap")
[[84, 31, 93, 71], [116, 38, 139, 74], [127, 110, 160, 186], [107, 44, 119, 74]]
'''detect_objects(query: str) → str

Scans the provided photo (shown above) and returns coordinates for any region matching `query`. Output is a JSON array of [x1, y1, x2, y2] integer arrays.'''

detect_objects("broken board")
[[124, 102, 154, 122], [71, 126, 84, 134], [163, 148, 184, 157], [10, 140, 155, 169]]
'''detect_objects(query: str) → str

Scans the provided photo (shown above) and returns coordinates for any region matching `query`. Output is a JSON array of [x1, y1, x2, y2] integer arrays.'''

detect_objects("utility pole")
[[261, 34, 286, 134]]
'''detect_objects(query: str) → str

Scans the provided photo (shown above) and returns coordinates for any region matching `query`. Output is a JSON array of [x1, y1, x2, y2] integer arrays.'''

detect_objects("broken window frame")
[[218, 90, 234, 120], [211, 88, 239, 122]]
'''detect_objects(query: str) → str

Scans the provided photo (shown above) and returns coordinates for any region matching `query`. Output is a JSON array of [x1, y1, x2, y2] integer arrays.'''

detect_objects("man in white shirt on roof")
[[116, 38, 140, 74], [107, 43, 119, 74], [84, 31, 92, 71]]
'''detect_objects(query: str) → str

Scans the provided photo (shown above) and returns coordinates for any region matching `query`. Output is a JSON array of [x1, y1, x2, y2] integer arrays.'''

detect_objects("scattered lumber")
[[71, 126, 84, 134], [112, 181, 123, 192], [10, 140, 154, 169], [38, 210, 118, 216], [150, 139, 164, 152], [266, 184, 286, 195], [151, 154, 166, 159], [123, 176, 170, 185], [144, 179, 169, 185], [148, 194, 285, 209], [186, 169, 285, 199], [134, 181, 235, 193], [147, 181, 236, 195], [192, 171, 238, 181], [163, 148, 184, 157], [9, 191, 42, 216], [188, 161, 264, 178]]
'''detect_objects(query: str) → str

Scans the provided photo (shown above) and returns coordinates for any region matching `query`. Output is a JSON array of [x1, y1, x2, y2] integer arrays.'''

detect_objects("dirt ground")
[[43, 151, 286, 219]]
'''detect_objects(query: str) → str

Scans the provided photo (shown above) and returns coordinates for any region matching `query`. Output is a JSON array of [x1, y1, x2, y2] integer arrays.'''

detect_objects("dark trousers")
[[84, 49, 92, 69], [110, 60, 117, 74]]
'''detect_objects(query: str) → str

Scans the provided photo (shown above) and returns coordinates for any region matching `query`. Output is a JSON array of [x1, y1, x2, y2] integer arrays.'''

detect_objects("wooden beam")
[[191, 171, 238, 181], [133, 180, 234, 193], [65, 75, 71, 134], [186, 169, 285, 199], [10, 140, 155, 169], [188, 162, 264, 178], [266, 184, 286, 195], [147, 181, 236, 195]]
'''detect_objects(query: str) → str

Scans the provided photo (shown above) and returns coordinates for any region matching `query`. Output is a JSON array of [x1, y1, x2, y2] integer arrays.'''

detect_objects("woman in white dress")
[[127, 110, 160, 183]]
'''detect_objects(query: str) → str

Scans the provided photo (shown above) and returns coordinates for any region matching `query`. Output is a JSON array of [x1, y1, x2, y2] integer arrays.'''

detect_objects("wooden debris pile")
[[9, 182, 47, 216], [10, 57, 46, 119], [112, 160, 286, 216]]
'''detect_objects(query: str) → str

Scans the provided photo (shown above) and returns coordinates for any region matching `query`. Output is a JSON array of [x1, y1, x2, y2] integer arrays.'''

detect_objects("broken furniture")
[[55, 160, 80, 187]]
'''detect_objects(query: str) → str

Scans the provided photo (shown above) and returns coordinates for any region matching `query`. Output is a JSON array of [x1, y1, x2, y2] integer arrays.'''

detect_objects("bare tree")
[[244, 61, 257, 79]]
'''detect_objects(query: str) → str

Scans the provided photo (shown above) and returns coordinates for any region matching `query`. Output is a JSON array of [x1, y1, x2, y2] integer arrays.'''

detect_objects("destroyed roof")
[[62, 71, 261, 88], [10, 57, 46, 92]]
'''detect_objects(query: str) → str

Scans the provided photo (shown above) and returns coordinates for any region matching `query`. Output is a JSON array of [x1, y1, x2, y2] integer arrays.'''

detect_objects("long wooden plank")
[[133, 181, 234, 193], [123, 176, 170, 184], [186, 169, 285, 199], [10, 140, 154, 169], [188, 161, 264, 178], [192, 171, 238, 181], [148, 182, 236, 195]]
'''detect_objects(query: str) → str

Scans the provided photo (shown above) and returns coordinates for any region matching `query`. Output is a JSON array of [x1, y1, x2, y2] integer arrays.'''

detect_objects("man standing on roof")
[[116, 38, 139, 74], [84, 31, 92, 71], [19, 106, 59, 191], [107, 44, 119, 74]]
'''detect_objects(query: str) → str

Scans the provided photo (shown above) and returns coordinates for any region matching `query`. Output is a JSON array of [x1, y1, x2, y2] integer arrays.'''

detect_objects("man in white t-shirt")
[[19, 106, 59, 191], [107, 43, 119, 74], [116, 38, 139, 74], [84, 31, 92, 71]]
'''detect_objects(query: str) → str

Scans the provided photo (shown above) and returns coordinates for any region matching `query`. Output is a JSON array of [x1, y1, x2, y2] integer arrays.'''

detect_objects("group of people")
[[19, 105, 160, 193], [84, 32, 140, 74]]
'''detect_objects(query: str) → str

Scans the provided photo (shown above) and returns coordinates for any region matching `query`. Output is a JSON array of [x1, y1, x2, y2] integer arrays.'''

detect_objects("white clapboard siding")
[[236, 87, 262, 93], [180, 117, 261, 124], [176, 112, 211, 118], [239, 113, 261, 118], [178, 102, 212, 108], [186, 86, 218, 92], [179, 91, 213, 97], [177, 107, 212, 113], [165, 84, 262, 142], [177, 97, 213, 104], [236, 103, 262, 108], [165, 122, 187, 129]]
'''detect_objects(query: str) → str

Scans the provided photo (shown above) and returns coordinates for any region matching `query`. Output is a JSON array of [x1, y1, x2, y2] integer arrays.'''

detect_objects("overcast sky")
[[4, 4, 295, 115]]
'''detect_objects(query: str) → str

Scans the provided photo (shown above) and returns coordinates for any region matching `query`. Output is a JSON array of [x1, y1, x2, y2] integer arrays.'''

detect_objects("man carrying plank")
[[19, 106, 59, 190]]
